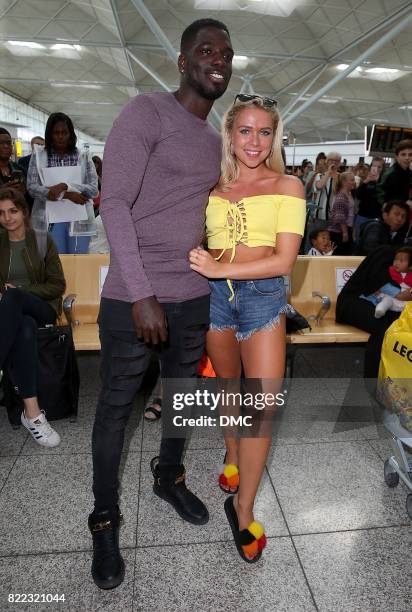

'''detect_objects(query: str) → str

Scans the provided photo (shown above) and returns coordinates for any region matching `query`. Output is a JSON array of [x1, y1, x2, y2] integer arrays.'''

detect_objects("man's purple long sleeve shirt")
[[100, 92, 221, 303]]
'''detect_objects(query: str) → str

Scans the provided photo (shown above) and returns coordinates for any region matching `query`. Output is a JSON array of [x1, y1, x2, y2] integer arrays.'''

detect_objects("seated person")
[[307, 228, 335, 255], [357, 200, 409, 256], [336, 245, 411, 378], [0, 187, 65, 447], [361, 247, 412, 318]]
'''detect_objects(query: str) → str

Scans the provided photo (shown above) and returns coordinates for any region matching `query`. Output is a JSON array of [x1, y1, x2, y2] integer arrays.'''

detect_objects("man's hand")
[[48, 183, 68, 201], [132, 296, 167, 344], [5, 283, 16, 289], [65, 192, 88, 205]]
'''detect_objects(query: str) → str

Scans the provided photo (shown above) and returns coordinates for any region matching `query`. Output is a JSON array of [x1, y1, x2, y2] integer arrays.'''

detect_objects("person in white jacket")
[[27, 112, 98, 254]]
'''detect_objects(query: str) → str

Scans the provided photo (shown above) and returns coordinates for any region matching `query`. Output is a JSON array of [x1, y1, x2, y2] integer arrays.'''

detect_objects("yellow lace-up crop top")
[[206, 194, 306, 262], [206, 193, 306, 301]]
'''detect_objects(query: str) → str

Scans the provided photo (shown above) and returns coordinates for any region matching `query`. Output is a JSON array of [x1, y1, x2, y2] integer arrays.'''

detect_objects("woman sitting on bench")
[[0, 187, 65, 447]]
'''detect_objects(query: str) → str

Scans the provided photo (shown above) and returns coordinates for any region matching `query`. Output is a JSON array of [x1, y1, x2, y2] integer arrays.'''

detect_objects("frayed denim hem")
[[209, 323, 238, 333], [236, 304, 292, 342]]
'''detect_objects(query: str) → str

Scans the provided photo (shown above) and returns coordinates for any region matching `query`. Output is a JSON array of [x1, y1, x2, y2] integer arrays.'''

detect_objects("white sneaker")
[[21, 410, 61, 447]]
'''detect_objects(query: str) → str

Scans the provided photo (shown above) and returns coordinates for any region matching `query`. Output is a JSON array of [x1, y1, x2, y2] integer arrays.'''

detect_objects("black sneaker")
[[150, 456, 209, 525], [88, 508, 125, 590]]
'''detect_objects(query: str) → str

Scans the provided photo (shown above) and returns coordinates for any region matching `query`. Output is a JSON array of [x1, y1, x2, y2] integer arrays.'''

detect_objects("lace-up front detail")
[[215, 199, 249, 264]]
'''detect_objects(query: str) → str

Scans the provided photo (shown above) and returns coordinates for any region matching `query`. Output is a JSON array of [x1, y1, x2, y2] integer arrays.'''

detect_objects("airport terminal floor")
[[1, 345, 412, 612]]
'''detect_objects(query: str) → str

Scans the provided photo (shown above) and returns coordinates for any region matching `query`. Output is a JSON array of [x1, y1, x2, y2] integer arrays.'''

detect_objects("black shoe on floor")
[[150, 456, 209, 525], [88, 507, 125, 590]]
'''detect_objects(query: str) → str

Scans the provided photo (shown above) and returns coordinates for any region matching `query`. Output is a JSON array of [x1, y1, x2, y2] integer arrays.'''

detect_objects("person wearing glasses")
[[189, 94, 305, 563]]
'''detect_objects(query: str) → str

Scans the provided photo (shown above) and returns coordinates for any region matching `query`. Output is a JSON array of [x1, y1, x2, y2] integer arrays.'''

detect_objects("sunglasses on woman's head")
[[234, 94, 278, 108]]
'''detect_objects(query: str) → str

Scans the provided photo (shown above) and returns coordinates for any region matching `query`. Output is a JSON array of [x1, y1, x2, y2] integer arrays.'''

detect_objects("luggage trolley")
[[382, 411, 412, 519]]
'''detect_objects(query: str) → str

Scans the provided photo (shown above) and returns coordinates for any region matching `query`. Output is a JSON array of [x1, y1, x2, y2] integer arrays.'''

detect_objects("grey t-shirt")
[[9, 239, 30, 290], [100, 92, 221, 303]]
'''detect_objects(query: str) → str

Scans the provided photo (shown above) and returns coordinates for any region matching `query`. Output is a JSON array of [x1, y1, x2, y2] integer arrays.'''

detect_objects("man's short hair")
[[180, 18, 230, 53], [31, 136, 44, 145], [395, 139, 412, 155], [382, 200, 409, 216]]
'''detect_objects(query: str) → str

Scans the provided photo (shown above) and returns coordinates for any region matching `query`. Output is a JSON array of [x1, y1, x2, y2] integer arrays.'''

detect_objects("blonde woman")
[[189, 94, 305, 562], [328, 171, 356, 255]]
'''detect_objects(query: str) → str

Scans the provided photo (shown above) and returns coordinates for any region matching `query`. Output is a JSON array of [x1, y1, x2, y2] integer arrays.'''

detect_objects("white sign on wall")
[[99, 266, 109, 295], [335, 267, 356, 294]]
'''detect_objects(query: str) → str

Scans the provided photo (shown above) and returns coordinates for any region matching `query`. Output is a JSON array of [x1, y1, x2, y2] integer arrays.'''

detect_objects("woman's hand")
[[48, 183, 68, 201], [65, 192, 88, 205], [189, 247, 222, 278]]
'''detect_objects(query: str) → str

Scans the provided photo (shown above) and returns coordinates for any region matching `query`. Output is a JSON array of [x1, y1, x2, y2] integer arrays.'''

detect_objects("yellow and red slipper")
[[224, 496, 266, 563], [218, 462, 239, 494]]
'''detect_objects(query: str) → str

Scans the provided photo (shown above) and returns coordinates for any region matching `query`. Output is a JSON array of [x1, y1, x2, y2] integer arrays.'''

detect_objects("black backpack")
[[1, 324, 79, 426]]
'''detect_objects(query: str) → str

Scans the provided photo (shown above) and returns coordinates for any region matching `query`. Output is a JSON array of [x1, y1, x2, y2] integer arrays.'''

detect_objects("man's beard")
[[185, 71, 227, 101]]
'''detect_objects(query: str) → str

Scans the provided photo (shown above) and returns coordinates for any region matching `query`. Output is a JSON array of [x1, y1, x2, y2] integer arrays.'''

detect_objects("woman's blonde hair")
[[218, 97, 284, 191], [336, 171, 354, 193]]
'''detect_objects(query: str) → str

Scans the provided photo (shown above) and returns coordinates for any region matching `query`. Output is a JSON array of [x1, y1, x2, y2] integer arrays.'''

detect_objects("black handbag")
[[285, 306, 311, 333], [2, 324, 79, 425]]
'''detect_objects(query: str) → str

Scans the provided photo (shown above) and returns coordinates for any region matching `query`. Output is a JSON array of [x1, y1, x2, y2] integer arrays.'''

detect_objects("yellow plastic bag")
[[377, 303, 412, 431]]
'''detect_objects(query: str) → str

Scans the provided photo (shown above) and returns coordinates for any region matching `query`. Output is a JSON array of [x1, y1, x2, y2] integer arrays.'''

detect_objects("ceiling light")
[[51, 44, 82, 51], [365, 67, 399, 74], [336, 64, 362, 72], [74, 101, 115, 105], [319, 97, 339, 104], [233, 55, 249, 69], [194, 1, 300, 17], [7, 40, 45, 49], [51, 82, 102, 89], [300, 95, 339, 104], [400, 105, 412, 110]]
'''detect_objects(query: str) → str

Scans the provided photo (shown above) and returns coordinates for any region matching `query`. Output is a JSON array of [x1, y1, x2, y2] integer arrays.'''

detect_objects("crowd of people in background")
[[289, 139, 412, 257]]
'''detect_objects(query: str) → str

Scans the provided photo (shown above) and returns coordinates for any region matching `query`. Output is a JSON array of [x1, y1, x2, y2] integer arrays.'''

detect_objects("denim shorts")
[[209, 277, 289, 341]]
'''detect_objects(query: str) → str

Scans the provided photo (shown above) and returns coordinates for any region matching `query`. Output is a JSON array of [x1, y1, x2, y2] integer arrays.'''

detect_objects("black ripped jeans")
[[92, 295, 210, 513]]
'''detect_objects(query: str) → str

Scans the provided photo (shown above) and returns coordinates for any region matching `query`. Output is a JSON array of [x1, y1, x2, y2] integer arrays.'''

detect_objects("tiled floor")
[[1, 347, 411, 612]]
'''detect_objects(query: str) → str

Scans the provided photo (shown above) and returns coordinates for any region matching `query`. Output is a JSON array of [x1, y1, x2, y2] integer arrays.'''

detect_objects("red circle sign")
[[343, 269, 353, 282]]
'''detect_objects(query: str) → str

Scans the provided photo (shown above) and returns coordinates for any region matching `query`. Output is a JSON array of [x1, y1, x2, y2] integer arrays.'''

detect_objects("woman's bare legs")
[[206, 329, 241, 491], [236, 316, 286, 558]]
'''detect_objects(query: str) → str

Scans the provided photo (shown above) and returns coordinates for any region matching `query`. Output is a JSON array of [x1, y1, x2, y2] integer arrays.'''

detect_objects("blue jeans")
[[209, 277, 289, 341], [51, 222, 90, 254]]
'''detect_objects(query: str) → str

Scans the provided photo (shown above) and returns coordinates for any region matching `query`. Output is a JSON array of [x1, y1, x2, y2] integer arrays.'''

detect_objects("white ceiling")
[[0, 0, 411, 143]]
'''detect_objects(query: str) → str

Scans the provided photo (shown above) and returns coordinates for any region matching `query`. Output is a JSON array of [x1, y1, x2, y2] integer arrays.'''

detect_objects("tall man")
[[89, 19, 233, 590]]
